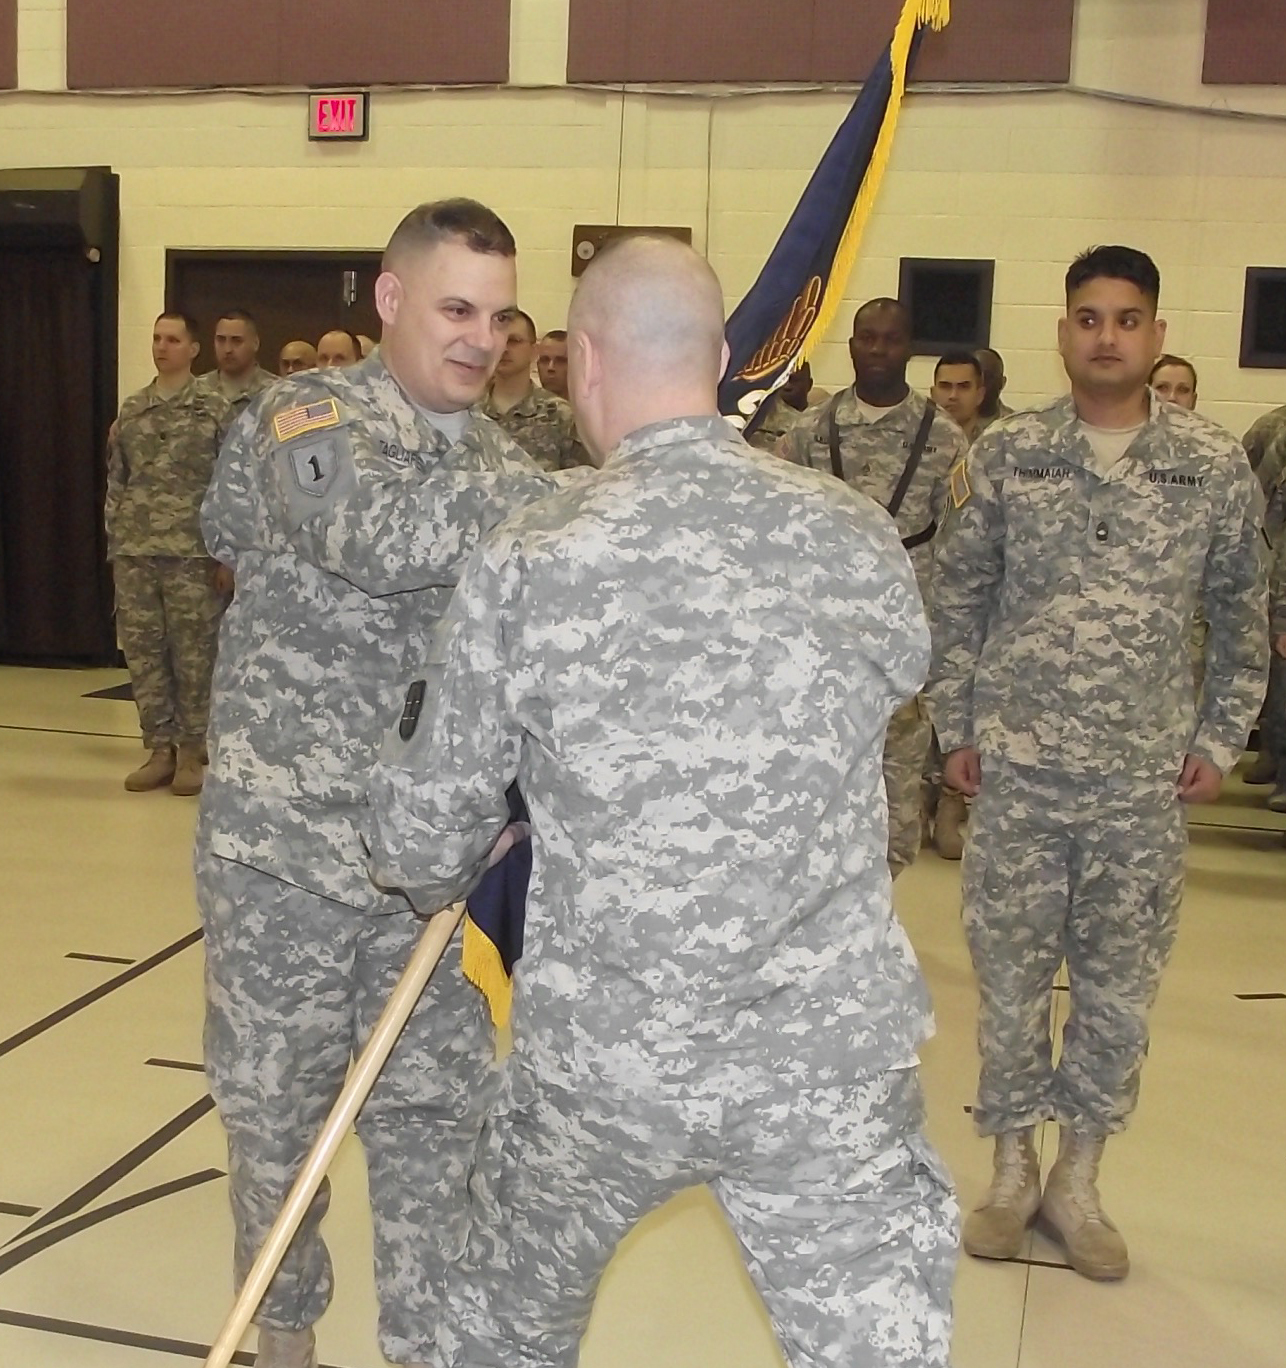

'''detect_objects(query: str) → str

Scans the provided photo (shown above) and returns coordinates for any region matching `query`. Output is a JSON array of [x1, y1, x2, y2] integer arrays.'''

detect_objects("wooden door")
[[165, 250, 383, 377]]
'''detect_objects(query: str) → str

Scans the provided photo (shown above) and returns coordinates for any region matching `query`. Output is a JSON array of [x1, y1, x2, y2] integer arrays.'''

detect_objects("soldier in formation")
[[106, 311, 231, 795], [780, 297, 968, 879], [482, 310, 589, 470], [929, 245, 1267, 1281]]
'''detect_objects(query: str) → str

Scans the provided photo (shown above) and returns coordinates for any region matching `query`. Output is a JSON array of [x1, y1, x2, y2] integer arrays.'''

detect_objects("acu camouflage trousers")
[[438, 1061, 957, 1368], [962, 760, 1186, 1137], [196, 846, 497, 1364], [113, 555, 222, 749], [884, 696, 933, 880]]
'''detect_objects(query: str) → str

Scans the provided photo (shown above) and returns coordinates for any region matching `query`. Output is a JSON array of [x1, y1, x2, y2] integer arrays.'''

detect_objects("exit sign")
[[308, 92, 370, 142]]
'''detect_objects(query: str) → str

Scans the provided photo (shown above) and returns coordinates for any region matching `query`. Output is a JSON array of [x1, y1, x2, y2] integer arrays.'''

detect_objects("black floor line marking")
[[0, 1169, 224, 1275], [145, 1058, 205, 1073], [82, 683, 134, 701], [0, 928, 202, 1059], [0, 722, 139, 741], [0, 1306, 361, 1366], [2, 1095, 216, 1249], [1052, 984, 1069, 992], [65, 952, 137, 966], [1008, 1256, 1074, 1271], [1235, 992, 1286, 1000], [0, 1205, 37, 1219]]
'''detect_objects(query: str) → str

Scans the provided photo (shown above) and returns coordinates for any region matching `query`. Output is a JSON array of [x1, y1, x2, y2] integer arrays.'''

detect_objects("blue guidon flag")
[[719, 0, 950, 439]]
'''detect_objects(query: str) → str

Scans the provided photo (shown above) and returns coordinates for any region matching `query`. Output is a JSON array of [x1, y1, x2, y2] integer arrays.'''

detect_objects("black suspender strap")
[[825, 395, 939, 549], [825, 393, 846, 481], [826, 395, 936, 515], [886, 399, 937, 522]]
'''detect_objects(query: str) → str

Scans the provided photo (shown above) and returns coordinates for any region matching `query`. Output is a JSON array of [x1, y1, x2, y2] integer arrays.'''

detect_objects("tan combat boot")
[[255, 1326, 317, 1368], [933, 791, 968, 861], [962, 1127, 1041, 1260], [170, 746, 206, 797], [1038, 1128, 1129, 1281], [123, 746, 176, 792]]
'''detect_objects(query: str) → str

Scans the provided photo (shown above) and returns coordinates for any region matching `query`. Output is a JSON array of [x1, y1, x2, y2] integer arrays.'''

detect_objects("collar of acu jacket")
[[602, 414, 742, 469], [144, 373, 200, 409], [836, 383, 923, 430], [1047, 389, 1204, 477]]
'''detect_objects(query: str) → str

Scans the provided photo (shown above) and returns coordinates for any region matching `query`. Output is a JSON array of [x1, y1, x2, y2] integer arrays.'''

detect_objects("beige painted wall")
[[3, 0, 1286, 434]]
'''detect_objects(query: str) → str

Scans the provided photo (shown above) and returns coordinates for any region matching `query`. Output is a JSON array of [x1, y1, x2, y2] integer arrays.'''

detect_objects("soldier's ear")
[[1154, 317, 1168, 353], [375, 271, 402, 329]]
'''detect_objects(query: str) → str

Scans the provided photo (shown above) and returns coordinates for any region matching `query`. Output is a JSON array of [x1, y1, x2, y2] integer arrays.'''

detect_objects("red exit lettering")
[[318, 98, 356, 134]]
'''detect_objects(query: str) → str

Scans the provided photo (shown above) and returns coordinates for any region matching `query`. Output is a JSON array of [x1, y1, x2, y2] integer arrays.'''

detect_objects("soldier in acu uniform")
[[1263, 471, 1286, 813], [535, 328, 569, 400], [746, 360, 822, 452], [196, 199, 557, 1368], [482, 310, 589, 470], [195, 308, 276, 414], [975, 346, 1012, 430], [929, 246, 1267, 1282], [316, 328, 361, 368], [106, 311, 232, 795], [1243, 400, 1286, 482], [781, 298, 968, 879], [278, 339, 318, 376], [1242, 403, 1286, 791], [368, 235, 956, 1368], [1148, 353, 1198, 411]]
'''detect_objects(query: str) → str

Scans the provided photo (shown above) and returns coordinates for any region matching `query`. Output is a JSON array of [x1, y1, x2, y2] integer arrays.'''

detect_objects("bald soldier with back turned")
[[368, 235, 956, 1368]]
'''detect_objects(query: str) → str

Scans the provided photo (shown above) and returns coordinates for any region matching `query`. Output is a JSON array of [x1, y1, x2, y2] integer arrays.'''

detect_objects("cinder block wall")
[[3, 0, 1285, 433]]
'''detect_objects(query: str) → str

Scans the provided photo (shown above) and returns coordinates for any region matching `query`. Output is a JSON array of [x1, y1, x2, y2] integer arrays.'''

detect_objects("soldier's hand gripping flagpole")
[[203, 904, 466, 1368]]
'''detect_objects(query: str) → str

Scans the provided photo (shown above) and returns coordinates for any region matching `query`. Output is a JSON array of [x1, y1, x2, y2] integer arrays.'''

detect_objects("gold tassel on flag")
[[462, 912, 514, 1028], [798, 0, 951, 365]]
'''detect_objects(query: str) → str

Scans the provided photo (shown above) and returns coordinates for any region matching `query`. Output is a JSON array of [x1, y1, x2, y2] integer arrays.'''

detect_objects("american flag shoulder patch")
[[949, 457, 973, 510], [272, 397, 342, 445]]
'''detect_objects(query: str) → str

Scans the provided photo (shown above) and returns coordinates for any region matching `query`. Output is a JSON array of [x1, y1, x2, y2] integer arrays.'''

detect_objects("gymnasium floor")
[[1, 665, 1282, 1367]]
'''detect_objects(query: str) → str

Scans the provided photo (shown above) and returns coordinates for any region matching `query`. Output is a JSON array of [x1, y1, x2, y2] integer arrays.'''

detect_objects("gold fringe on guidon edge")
[[462, 913, 514, 1028], [797, 0, 951, 367]]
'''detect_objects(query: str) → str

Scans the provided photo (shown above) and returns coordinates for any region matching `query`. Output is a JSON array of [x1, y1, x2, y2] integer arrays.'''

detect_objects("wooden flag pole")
[[204, 904, 465, 1368]]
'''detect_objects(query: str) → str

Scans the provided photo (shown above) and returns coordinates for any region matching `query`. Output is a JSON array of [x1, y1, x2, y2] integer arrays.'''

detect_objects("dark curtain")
[[0, 247, 115, 662]]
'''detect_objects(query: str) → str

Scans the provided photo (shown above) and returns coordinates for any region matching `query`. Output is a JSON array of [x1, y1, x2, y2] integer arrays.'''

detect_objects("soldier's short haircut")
[[935, 349, 983, 380], [216, 308, 259, 334], [1066, 245, 1161, 309], [156, 310, 199, 340], [977, 346, 1005, 370], [1150, 353, 1198, 389], [321, 328, 363, 359], [541, 328, 568, 342], [853, 297, 912, 335], [514, 310, 537, 340], [382, 198, 517, 271]]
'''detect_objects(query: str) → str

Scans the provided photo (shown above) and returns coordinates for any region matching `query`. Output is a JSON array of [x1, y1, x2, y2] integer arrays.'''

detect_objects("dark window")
[[898, 258, 994, 356], [1240, 267, 1286, 370]]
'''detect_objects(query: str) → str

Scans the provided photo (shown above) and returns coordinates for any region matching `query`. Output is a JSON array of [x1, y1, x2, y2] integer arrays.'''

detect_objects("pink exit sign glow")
[[307, 92, 370, 142]]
